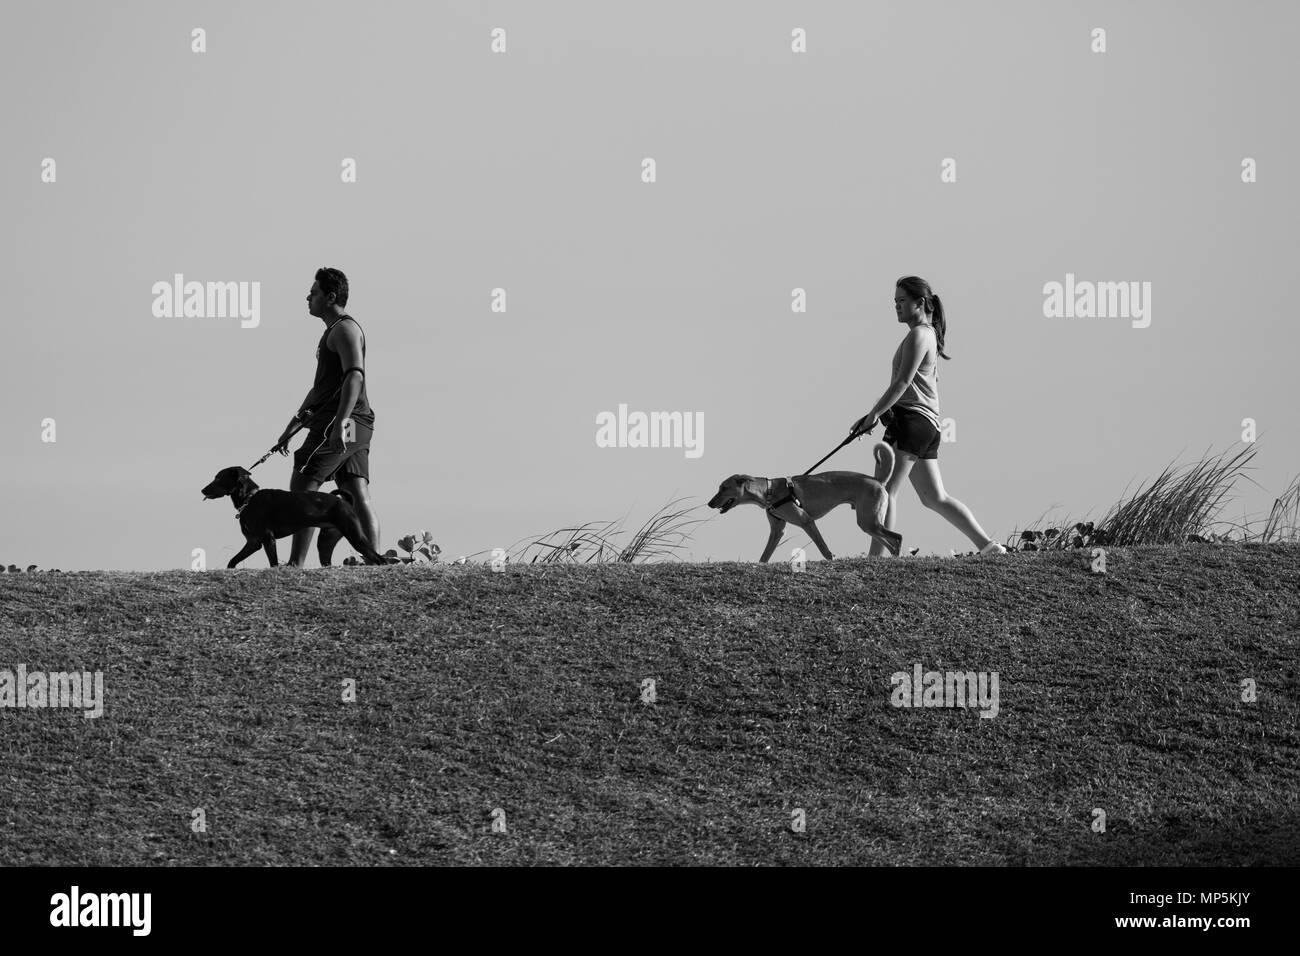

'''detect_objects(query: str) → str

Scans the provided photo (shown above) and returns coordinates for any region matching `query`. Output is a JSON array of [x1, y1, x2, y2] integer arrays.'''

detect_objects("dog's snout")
[[709, 478, 746, 513], [708, 491, 736, 513], [202, 470, 240, 499]]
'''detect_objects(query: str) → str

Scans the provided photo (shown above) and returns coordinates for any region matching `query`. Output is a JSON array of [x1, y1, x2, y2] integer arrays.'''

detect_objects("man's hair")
[[315, 267, 349, 308]]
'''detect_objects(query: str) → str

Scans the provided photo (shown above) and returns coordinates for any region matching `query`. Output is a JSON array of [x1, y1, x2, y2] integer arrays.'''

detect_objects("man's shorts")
[[294, 414, 374, 484], [881, 406, 940, 460]]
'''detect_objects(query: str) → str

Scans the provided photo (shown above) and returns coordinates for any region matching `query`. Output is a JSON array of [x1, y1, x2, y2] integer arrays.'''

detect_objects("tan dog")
[[708, 442, 903, 561]]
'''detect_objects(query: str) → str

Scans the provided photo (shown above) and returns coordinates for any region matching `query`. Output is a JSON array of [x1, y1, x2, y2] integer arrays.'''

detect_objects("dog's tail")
[[872, 442, 896, 486]]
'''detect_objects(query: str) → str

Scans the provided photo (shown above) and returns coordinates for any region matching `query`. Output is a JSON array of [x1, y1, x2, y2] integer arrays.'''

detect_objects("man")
[[272, 267, 381, 566]]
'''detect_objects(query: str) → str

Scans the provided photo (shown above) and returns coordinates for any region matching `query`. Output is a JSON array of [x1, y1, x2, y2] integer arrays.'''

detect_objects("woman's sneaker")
[[979, 541, 1008, 556]]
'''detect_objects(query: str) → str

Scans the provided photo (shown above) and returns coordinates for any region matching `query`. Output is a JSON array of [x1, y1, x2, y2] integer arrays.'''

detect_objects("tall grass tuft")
[[1008, 445, 1262, 550], [509, 499, 705, 565], [1097, 444, 1256, 546], [1258, 471, 1300, 543], [508, 520, 622, 565], [618, 498, 702, 562]]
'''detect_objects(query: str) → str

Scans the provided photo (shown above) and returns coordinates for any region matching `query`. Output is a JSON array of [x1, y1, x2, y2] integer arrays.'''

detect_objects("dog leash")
[[766, 417, 882, 511], [247, 428, 300, 472], [245, 380, 350, 472], [247, 417, 308, 472]]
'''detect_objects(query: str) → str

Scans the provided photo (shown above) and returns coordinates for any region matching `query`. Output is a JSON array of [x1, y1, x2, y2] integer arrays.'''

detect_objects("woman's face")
[[895, 287, 922, 323]]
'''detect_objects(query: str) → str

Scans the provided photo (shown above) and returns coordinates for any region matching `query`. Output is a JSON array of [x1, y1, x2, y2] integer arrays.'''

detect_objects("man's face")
[[306, 281, 329, 316]]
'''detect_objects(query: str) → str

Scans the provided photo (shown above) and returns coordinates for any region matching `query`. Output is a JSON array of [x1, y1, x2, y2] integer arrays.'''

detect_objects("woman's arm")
[[861, 327, 930, 421]]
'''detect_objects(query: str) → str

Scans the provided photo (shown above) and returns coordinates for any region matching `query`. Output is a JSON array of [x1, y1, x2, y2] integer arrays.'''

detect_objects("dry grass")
[[1008, 445, 1299, 550], [505, 499, 706, 565], [2, 543, 1299, 865]]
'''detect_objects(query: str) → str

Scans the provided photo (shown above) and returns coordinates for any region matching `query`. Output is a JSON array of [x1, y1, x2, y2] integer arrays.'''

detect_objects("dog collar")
[[235, 488, 261, 518]]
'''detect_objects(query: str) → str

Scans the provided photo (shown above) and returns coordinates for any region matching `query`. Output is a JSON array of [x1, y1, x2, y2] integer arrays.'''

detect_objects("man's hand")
[[272, 417, 305, 455], [320, 425, 346, 455], [850, 414, 879, 438]]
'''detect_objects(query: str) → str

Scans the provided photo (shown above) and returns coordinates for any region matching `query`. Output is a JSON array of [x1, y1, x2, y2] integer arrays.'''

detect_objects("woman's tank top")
[[891, 325, 941, 429]]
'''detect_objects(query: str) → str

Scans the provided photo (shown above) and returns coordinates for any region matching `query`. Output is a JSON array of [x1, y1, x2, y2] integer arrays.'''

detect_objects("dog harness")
[[759, 419, 879, 514], [765, 478, 802, 513]]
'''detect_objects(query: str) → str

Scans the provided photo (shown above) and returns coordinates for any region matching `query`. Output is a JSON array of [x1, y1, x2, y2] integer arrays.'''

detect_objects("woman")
[[850, 276, 1007, 557]]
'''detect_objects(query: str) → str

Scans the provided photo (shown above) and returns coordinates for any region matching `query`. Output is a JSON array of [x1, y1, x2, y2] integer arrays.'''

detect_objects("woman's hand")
[[850, 413, 879, 438]]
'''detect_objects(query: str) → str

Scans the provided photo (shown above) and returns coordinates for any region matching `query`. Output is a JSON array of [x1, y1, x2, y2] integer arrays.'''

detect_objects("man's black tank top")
[[305, 315, 374, 426]]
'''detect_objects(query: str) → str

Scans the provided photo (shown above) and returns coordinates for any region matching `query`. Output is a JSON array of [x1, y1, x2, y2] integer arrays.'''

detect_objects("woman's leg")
[[868, 450, 917, 557], [908, 458, 996, 549]]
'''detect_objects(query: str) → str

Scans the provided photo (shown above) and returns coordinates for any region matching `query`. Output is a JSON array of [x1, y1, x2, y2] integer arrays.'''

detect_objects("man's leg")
[[336, 475, 380, 555], [290, 418, 346, 566], [331, 423, 378, 562], [288, 470, 321, 566]]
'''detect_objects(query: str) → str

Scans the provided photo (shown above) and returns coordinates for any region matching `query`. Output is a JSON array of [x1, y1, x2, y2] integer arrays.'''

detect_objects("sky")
[[2, 0, 1297, 571]]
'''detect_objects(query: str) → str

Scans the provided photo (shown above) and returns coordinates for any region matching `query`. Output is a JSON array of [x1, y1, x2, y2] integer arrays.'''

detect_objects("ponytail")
[[929, 293, 951, 360]]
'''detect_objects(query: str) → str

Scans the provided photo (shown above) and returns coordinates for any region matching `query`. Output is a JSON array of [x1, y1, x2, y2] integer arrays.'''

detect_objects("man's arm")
[[294, 389, 318, 421], [273, 331, 339, 453], [329, 321, 365, 430], [272, 406, 308, 455]]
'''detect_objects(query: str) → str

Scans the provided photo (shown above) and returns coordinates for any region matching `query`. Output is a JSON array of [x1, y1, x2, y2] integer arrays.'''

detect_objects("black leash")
[[767, 416, 883, 511], [246, 382, 345, 472], [247, 422, 305, 472]]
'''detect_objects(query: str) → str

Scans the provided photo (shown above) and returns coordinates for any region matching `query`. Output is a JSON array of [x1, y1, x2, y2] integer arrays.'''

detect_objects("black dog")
[[201, 466, 384, 568]]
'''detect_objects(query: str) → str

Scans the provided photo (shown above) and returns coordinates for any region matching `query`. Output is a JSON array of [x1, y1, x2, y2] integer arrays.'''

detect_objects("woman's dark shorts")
[[881, 406, 940, 460], [294, 414, 374, 484]]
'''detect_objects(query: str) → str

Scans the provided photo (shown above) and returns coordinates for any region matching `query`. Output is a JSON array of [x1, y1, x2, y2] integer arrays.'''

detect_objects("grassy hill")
[[2, 543, 1298, 865]]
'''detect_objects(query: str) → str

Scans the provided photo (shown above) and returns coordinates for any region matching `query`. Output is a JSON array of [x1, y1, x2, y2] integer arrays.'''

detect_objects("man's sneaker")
[[979, 541, 1008, 556]]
